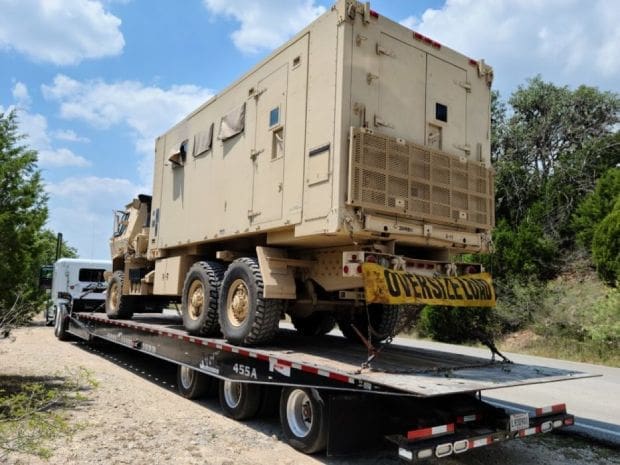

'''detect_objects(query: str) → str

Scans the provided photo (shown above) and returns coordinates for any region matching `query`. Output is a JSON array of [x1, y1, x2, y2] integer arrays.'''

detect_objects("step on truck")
[[105, 0, 497, 346], [54, 309, 592, 461]]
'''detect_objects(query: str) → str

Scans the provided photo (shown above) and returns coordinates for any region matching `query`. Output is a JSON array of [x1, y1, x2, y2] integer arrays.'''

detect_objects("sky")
[[0, 0, 618, 260]]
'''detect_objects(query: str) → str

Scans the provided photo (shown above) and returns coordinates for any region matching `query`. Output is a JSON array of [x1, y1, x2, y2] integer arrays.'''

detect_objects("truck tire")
[[182, 261, 225, 336], [54, 303, 70, 341], [337, 304, 401, 344], [280, 387, 327, 454], [292, 313, 336, 336], [45, 305, 55, 326], [218, 380, 262, 420], [218, 257, 282, 346], [176, 365, 217, 399], [105, 271, 135, 319]]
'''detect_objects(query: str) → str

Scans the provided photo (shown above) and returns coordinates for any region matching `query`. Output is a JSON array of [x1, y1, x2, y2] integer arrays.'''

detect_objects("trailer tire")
[[218, 257, 282, 346], [105, 271, 135, 319], [176, 365, 217, 399], [292, 313, 336, 336], [337, 304, 401, 344], [182, 261, 225, 336], [219, 380, 262, 420], [280, 387, 327, 454], [54, 303, 70, 341]]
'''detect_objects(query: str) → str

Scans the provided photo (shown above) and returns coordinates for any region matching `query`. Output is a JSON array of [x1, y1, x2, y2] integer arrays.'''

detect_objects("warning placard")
[[362, 263, 495, 307]]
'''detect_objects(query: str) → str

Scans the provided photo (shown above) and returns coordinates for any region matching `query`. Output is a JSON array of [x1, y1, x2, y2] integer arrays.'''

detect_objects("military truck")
[[106, 0, 495, 346]]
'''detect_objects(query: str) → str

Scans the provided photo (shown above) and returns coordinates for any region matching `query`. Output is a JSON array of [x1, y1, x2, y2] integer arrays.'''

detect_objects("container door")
[[426, 56, 468, 157], [377, 33, 427, 144], [250, 64, 288, 224]]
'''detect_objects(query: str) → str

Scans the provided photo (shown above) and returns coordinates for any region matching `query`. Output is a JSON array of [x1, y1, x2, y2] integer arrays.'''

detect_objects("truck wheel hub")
[[188, 281, 204, 320], [109, 282, 120, 311], [227, 280, 249, 326]]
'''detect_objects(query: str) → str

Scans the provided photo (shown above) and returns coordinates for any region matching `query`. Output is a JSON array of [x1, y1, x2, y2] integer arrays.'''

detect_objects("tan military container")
[[107, 0, 495, 346]]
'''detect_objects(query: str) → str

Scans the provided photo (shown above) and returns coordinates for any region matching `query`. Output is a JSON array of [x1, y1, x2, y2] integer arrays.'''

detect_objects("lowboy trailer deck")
[[57, 309, 593, 461]]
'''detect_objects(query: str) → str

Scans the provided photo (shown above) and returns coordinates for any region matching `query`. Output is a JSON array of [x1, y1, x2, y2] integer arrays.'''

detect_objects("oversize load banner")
[[362, 263, 496, 307]]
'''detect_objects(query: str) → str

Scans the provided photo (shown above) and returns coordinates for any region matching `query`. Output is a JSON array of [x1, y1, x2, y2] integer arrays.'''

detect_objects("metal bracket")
[[366, 72, 379, 85], [376, 43, 394, 57], [374, 115, 394, 129]]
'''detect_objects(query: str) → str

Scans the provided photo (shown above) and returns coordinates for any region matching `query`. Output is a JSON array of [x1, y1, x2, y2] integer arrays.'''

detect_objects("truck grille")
[[348, 127, 494, 231]]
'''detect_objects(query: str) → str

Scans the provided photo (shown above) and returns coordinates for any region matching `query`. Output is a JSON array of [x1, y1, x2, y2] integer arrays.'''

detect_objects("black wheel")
[[218, 258, 282, 346], [176, 365, 217, 399], [337, 304, 401, 344], [105, 271, 135, 319], [218, 380, 262, 420], [54, 304, 70, 341], [182, 261, 225, 336], [279, 387, 327, 454], [292, 313, 336, 336]]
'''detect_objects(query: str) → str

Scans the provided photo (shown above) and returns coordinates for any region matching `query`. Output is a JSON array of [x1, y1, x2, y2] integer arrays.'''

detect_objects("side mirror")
[[39, 265, 53, 290]]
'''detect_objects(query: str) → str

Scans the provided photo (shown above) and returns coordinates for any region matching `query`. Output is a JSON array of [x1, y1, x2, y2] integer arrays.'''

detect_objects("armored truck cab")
[[107, 0, 495, 346]]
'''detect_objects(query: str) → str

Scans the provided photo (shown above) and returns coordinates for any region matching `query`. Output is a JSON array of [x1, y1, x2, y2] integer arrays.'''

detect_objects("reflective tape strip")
[[519, 426, 542, 437], [407, 423, 455, 440], [468, 436, 493, 449], [535, 404, 566, 416]]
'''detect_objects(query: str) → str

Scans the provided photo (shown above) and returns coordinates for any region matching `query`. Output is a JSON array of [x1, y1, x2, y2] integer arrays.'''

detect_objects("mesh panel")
[[348, 128, 494, 230]]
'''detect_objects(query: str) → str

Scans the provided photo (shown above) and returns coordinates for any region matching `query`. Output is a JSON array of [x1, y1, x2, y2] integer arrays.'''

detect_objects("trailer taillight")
[[365, 254, 377, 263]]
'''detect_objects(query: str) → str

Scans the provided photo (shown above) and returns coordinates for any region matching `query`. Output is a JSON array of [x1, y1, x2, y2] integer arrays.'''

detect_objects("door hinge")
[[458, 81, 472, 92], [454, 144, 471, 154], [249, 87, 267, 100], [247, 210, 262, 220], [250, 148, 264, 161], [376, 43, 394, 57], [366, 72, 379, 85]]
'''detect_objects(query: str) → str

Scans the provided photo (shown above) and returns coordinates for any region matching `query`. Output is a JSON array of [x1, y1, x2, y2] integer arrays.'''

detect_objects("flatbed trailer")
[[55, 308, 593, 461]]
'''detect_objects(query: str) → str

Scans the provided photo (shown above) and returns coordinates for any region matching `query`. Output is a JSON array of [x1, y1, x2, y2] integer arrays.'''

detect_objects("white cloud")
[[203, 0, 325, 53], [38, 148, 91, 168], [11, 82, 31, 107], [42, 74, 214, 183], [52, 129, 90, 143], [402, 0, 620, 95], [0, 0, 124, 65], [13, 108, 91, 168], [46, 176, 144, 258]]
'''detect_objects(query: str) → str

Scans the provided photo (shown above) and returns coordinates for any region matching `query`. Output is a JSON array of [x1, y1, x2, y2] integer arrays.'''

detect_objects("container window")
[[269, 107, 280, 128], [436, 103, 448, 122]]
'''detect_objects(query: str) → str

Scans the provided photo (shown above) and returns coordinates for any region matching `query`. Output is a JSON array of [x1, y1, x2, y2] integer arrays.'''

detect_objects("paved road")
[[390, 335, 620, 447]]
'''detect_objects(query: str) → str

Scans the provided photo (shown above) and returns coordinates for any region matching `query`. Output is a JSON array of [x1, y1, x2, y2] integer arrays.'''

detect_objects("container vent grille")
[[348, 127, 494, 231]]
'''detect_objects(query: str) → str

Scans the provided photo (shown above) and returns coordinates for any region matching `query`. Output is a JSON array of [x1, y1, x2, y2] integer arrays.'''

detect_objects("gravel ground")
[[2, 319, 618, 465]]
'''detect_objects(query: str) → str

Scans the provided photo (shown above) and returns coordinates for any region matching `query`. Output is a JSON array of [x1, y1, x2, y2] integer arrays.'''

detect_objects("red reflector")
[[465, 265, 477, 274], [469, 59, 478, 67], [564, 418, 574, 426], [426, 264, 434, 269], [343, 265, 349, 274], [369, 9, 379, 18], [357, 265, 362, 274], [351, 254, 357, 261], [365, 254, 377, 263]]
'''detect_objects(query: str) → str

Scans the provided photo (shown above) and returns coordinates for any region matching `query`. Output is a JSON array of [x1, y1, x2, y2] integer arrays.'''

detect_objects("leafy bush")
[[485, 217, 558, 282], [591, 200, 620, 286], [417, 306, 496, 344]]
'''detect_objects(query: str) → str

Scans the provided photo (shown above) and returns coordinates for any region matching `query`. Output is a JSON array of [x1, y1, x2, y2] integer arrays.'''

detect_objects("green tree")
[[0, 110, 48, 334], [591, 199, 620, 286], [494, 77, 618, 237], [35, 229, 78, 265], [573, 167, 620, 250]]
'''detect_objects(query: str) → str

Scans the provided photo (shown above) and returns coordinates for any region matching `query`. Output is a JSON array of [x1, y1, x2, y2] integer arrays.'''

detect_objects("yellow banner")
[[362, 263, 495, 307]]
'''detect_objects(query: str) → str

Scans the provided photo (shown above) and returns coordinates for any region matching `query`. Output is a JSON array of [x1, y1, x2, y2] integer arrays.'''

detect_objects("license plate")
[[509, 412, 530, 432]]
